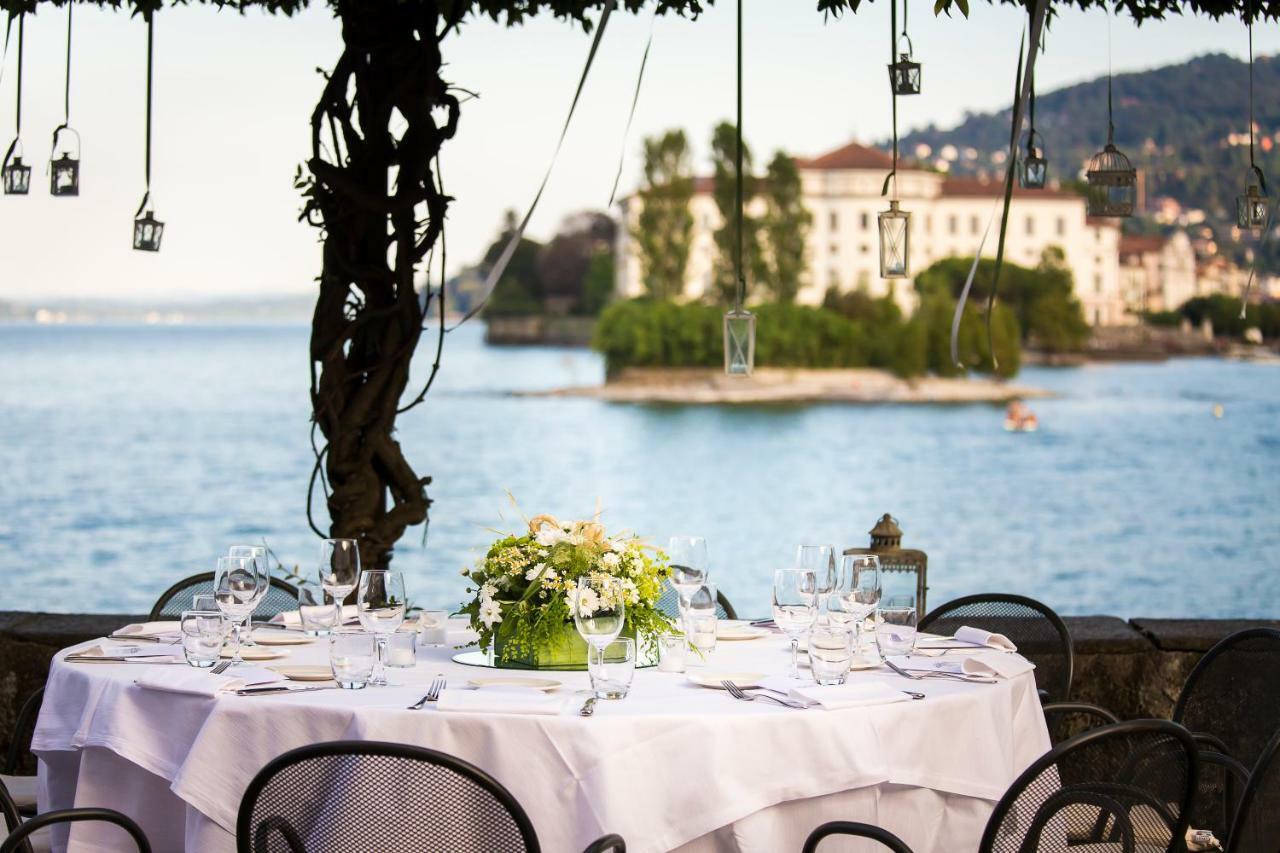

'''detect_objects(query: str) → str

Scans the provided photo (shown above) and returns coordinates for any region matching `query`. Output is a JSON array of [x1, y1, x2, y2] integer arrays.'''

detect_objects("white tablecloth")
[[34, 621, 1051, 853]]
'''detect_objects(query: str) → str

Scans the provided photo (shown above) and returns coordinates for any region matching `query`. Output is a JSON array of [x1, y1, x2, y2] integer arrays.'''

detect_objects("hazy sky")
[[0, 2, 1274, 301]]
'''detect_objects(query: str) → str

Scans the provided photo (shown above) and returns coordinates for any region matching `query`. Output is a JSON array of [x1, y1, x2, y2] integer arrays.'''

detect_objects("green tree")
[[709, 122, 765, 304], [761, 152, 812, 303], [634, 130, 695, 302], [581, 253, 616, 316], [482, 211, 546, 317]]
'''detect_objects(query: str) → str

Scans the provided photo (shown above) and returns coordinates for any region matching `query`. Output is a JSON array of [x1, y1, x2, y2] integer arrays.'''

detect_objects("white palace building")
[[615, 141, 1129, 326]]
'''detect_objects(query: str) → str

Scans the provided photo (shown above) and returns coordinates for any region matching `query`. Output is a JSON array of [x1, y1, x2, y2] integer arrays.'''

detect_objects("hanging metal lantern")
[[878, 199, 910, 278], [888, 36, 921, 96], [49, 128, 81, 197], [133, 208, 165, 252], [2, 148, 31, 195], [1085, 139, 1136, 217], [1237, 181, 1269, 231], [723, 308, 756, 376], [1019, 132, 1048, 190]]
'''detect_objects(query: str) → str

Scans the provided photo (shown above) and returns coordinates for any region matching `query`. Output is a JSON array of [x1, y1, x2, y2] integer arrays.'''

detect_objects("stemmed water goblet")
[[796, 545, 836, 623], [356, 569, 406, 687], [214, 555, 265, 667], [831, 554, 881, 656], [572, 575, 626, 688], [228, 545, 270, 645], [772, 568, 817, 680], [666, 536, 708, 631], [320, 538, 360, 604]]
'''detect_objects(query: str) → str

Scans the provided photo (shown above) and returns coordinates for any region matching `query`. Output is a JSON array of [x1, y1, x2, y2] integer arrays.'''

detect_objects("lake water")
[[1, 323, 1277, 619]]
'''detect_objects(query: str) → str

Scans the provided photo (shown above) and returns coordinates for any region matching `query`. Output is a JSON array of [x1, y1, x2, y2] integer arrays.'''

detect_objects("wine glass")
[[320, 539, 360, 606], [572, 576, 626, 672], [772, 568, 817, 679], [686, 582, 719, 654], [832, 554, 881, 655], [667, 536, 708, 627], [356, 570, 406, 687], [796, 545, 836, 621], [214, 555, 264, 667], [228, 545, 270, 645]]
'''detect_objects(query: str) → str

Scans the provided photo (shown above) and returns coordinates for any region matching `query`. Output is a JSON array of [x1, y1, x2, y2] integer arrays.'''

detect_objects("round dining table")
[[34, 619, 1050, 853]]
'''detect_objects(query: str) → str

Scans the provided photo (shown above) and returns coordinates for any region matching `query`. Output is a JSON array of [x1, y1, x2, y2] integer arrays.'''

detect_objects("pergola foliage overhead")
[[1, 0, 1274, 572]]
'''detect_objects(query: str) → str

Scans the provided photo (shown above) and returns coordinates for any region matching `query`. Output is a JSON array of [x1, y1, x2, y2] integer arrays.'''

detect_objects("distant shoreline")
[[525, 367, 1050, 406]]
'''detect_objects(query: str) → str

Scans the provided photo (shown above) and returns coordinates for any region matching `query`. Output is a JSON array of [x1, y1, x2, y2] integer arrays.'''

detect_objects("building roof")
[[1119, 234, 1166, 257], [798, 142, 897, 171], [939, 176, 1081, 201]]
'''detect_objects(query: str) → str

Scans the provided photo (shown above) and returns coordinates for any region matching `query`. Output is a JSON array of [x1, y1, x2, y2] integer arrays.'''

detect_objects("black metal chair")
[[803, 821, 915, 853], [1, 687, 43, 816], [979, 720, 1199, 853], [148, 572, 300, 622], [236, 741, 625, 853], [1172, 627, 1280, 771], [656, 586, 737, 622], [1225, 726, 1280, 853], [3, 773, 149, 853]]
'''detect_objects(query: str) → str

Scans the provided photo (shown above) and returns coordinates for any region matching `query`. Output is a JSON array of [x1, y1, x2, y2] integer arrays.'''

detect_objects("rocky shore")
[[527, 367, 1050, 405]]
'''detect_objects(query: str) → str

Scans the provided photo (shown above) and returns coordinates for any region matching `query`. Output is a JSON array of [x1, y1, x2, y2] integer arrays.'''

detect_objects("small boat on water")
[[1004, 400, 1039, 432]]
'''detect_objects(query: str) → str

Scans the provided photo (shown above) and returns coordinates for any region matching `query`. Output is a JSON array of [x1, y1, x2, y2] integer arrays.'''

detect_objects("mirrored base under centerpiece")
[[452, 649, 658, 671]]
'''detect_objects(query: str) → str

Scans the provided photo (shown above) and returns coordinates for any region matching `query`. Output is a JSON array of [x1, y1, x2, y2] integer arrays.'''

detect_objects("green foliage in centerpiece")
[[461, 514, 674, 668]]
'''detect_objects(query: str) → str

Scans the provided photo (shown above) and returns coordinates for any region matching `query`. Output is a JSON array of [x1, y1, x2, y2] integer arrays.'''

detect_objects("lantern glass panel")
[[888, 57, 921, 96], [3, 158, 31, 195], [133, 214, 165, 252], [878, 201, 910, 279], [1020, 153, 1047, 190], [51, 156, 79, 197], [723, 308, 756, 376], [1237, 188, 1269, 230]]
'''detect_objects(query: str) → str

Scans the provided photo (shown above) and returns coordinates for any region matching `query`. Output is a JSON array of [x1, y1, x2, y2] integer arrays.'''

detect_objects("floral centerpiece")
[[460, 514, 674, 670]]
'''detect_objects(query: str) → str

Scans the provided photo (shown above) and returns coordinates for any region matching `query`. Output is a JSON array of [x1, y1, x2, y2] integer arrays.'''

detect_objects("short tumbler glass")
[[180, 610, 225, 668], [876, 599, 918, 659], [657, 633, 688, 673], [297, 580, 340, 636], [385, 629, 417, 668], [329, 630, 377, 689], [588, 637, 636, 699], [808, 625, 854, 686]]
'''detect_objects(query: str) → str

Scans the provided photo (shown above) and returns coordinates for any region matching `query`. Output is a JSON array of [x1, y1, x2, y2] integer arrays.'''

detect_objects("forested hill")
[[899, 53, 1280, 221]]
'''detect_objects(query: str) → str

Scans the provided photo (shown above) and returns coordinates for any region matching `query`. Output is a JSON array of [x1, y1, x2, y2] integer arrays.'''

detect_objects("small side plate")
[[221, 647, 289, 662], [686, 671, 767, 690], [251, 631, 313, 646], [269, 665, 332, 682], [467, 676, 561, 692]]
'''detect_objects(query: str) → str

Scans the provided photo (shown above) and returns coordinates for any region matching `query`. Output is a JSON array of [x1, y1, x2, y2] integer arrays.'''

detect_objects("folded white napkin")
[[65, 644, 184, 664], [112, 622, 182, 641], [788, 682, 912, 710], [269, 604, 361, 628], [953, 626, 1018, 652], [134, 666, 286, 698], [435, 687, 569, 716], [895, 651, 1035, 679]]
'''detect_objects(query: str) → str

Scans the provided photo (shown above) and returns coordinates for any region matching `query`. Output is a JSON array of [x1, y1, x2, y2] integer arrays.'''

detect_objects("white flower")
[[479, 599, 503, 628], [525, 563, 547, 582], [535, 527, 568, 547], [601, 552, 620, 568], [543, 566, 558, 582], [574, 586, 600, 617], [479, 582, 498, 605]]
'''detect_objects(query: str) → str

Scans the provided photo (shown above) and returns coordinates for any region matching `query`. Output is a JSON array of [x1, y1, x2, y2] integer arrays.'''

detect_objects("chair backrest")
[[149, 573, 300, 622], [0, 779, 27, 853], [1, 808, 151, 853], [803, 821, 915, 853], [1173, 627, 1280, 770], [656, 586, 737, 622], [918, 593, 1073, 702], [2, 686, 43, 775], [236, 741, 541, 853], [1227, 727, 1280, 853], [979, 720, 1199, 853]]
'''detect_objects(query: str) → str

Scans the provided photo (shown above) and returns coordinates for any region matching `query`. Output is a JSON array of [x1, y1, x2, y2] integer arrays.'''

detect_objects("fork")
[[721, 681, 807, 709], [408, 675, 446, 710], [211, 660, 233, 676], [884, 659, 996, 684]]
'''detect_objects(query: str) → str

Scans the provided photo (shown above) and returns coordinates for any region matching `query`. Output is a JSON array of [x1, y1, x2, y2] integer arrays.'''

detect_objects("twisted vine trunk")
[[305, 1, 459, 570]]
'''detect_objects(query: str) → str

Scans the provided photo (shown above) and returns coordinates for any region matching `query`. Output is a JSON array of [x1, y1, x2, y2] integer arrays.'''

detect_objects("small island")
[[529, 367, 1049, 405]]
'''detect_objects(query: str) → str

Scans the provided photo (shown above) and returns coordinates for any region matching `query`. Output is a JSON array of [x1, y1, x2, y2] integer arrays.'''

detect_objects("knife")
[[235, 685, 337, 696]]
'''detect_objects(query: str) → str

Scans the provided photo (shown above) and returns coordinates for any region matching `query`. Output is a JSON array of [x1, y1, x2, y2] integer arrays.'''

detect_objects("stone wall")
[[1, 611, 1276, 762]]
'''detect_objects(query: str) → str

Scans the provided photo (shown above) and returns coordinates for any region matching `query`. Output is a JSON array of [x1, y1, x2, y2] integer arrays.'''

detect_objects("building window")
[[1025, 216, 1034, 236], [829, 211, 838, 231], [828, 269, 840, 289], [830, 243, 839, 256], [1056, 217, 1065, 236], [859, 244, 870, 254], [971, 215, 980, 235], [860, 212, 870, 231], [948, 215, 958, 235], [924, 214, 932, 234], [1094, 275, 1102, 294]]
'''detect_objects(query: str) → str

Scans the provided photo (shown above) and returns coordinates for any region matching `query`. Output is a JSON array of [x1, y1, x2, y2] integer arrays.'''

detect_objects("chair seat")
[[25, 824, 53, 853], [1, 774, 37, 813]]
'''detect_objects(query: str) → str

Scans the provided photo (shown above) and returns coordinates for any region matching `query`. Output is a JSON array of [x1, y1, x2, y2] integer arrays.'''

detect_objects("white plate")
[[251, 631, 313, 646], [220, 647, 289, 661], [467, 676, 562, 692], [848, 655, 883, 671], [686, 671, 767, 690], [269, 665, 332, 682], [716, 626, 770, 641]]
